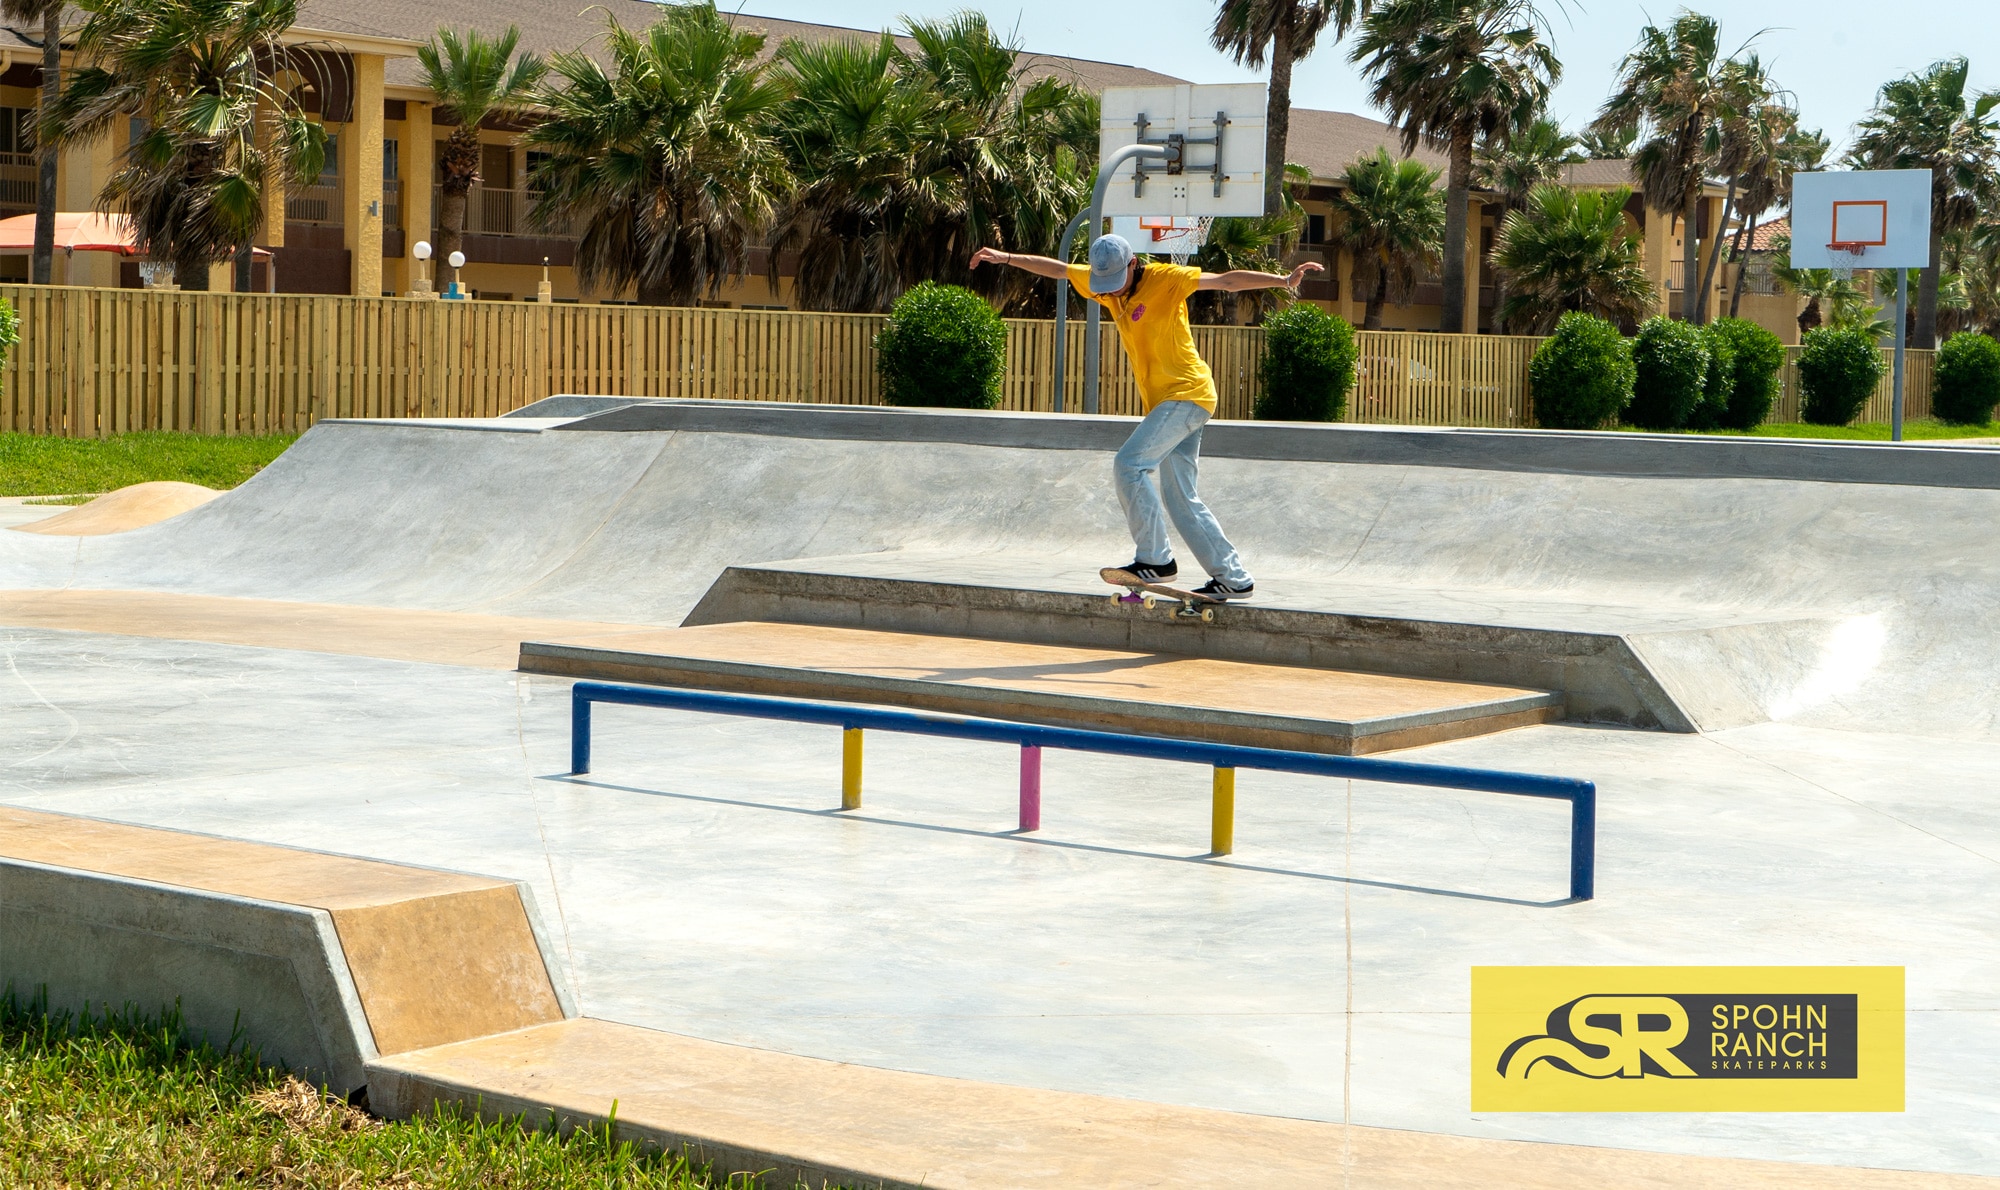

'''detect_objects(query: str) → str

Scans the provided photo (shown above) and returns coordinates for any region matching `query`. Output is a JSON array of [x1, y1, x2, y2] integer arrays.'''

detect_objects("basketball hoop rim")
[[1827, 242, 1870, 255]]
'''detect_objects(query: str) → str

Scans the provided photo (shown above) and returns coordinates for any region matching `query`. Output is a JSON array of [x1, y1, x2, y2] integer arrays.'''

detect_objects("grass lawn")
[[0, 431, 298, 496], [0, 997, 802, 1189], [1609, 418, 2000, 441]]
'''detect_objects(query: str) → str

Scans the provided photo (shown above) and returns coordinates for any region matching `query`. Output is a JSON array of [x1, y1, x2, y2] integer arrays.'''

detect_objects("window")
[[315, 133, 339, 180], [382, 139, 398, 181], [1305, 213, 1327, 245], [524, 150, 550, 192], [481, 144, 513, 189], [0, 107, 32, 155]]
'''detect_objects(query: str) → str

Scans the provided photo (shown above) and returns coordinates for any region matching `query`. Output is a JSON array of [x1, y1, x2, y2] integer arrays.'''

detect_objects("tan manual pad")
[[0, 807, 562, 1055]]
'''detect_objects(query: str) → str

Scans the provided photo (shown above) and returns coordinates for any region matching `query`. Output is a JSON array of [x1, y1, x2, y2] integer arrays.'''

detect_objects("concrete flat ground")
[[4, 621, 1995, 1179]]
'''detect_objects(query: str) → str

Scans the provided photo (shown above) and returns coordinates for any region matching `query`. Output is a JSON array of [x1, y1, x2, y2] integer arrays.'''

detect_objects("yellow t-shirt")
[[1068, 262, 1216, 413]]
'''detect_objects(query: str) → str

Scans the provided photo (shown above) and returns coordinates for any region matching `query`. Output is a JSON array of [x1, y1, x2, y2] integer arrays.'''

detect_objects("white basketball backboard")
[[1789, 170, 1933, 270], [1098, 84, 1267, 219]]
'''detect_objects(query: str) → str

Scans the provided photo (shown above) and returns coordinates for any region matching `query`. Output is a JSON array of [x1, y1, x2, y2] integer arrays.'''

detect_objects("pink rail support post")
[[1019, 744, 1042, 832]]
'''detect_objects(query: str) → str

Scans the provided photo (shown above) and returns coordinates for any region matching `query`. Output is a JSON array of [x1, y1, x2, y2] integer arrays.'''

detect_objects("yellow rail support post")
[[841, 727, 863, 810], [1211, 766, 1235, 855]]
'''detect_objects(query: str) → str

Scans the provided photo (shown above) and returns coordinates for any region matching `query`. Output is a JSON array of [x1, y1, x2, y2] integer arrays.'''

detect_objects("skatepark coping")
[[505, 397, 2000, 489]]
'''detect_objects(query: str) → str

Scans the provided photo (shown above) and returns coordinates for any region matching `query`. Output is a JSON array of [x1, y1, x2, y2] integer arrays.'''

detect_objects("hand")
[[971, 247, 1009, 269], [1286, 260, 1325, 290]]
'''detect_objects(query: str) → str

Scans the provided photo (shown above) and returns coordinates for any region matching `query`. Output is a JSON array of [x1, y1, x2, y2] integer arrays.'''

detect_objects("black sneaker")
[[1194, 577, 1253, 600], [1114, 558, 1177, 583]]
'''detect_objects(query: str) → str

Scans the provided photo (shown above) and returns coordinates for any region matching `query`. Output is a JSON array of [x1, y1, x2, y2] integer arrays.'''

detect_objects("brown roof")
[[1557, 159, 1637, 188], [290, 0, 1185, 93], [1284, 107, 1447, 181], [1743, 215, 1789, 251]]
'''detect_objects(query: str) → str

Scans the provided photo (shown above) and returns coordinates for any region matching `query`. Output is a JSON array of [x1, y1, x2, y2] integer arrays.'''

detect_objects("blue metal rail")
[[569, 681, 1597, 901]]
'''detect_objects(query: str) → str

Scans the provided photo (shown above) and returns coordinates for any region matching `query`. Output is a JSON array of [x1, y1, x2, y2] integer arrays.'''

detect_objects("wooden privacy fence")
[[0, 284, 1936, 437]]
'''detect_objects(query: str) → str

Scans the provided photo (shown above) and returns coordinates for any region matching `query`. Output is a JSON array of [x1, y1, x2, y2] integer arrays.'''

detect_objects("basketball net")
[[1138, 215, 1213, 266], [1827, 242, 1866, 283]]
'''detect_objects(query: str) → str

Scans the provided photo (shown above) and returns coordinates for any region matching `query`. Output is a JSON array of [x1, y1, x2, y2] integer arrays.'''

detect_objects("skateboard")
[[1101, 568, 1223, 622]]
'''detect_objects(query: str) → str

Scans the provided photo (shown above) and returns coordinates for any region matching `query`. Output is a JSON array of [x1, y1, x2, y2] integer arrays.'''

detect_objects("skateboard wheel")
[[1109, 592, 1122, 606], [1200, 608, 1215, 623], [1142, 595, 1157, 609]]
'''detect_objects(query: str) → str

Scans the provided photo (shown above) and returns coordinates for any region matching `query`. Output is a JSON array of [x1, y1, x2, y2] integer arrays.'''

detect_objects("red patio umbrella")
[[0, 212, 271, 258]]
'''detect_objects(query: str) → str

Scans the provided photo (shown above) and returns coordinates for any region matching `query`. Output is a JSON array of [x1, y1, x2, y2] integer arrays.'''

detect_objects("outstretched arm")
[[970, 247, 1071, 280], [1197, 260, 1324, 292]]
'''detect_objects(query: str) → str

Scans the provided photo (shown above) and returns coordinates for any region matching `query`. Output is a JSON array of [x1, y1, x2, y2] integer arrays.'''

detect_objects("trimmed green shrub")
[[874, 282, 1007, 409], [1931, 331, 2000, 425], [1255, 303, 1357, 421], [1625, 316, 1709, 430], [1705, 317, 1785, 430], [1797, 326, 1885, 425], [1528, 311, 1634, 429], [1684, 322, 1738, 431]]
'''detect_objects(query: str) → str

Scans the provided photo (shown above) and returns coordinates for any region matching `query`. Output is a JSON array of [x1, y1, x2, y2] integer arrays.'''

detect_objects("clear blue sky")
[[738, 0, 2000, 155]]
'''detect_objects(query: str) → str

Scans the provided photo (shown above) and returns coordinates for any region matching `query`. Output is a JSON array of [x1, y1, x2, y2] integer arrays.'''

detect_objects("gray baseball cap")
[[1088, 234, 1135, 294]]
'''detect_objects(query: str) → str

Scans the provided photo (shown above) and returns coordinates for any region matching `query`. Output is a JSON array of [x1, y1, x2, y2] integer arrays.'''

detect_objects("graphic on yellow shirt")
[[1067, 262, 1217, 414]]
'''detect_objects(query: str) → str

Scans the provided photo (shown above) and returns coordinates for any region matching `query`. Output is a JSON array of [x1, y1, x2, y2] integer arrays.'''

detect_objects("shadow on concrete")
[[546, 774, 1575, 909]]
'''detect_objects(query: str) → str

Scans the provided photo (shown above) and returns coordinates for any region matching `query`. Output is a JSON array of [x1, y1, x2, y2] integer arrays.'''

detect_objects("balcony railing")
[[286, 180, 341, 226], [383, 179, 400, 230], [434, 184, 572, 238], [0, 151, 37, 209]]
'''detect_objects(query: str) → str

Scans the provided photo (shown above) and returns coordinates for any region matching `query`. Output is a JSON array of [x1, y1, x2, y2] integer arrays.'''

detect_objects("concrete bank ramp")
[[0, 401, 1995, 737]]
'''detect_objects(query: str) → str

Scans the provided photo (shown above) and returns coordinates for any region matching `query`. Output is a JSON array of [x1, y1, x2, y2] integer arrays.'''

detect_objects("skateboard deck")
[[1101, 568, 1223, 621]]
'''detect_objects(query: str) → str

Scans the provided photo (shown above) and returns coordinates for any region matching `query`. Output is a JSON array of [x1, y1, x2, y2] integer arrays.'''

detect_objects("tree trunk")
[[30, 4, 59, 286], [175, 258, 209, 292], [1440, 133, 1472, 335], [1365, 262, 1386, 329], [438, 187, 468, 264], [233, 243, 253, 293], [1728, 213, 1758, 319], [1681, 180, 1702, 323], [636, 270, 675, 306], [1697, 179, 1736, 316], [1916, 217, 1943, 348], [1263, 31, 1295, 217], [1797, 298, 1819, 336]]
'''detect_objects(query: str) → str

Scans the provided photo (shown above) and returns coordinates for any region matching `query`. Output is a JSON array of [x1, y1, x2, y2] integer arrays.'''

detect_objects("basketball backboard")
[[1098, 84, 1267, 219], [1789, 170, 1932, 270]]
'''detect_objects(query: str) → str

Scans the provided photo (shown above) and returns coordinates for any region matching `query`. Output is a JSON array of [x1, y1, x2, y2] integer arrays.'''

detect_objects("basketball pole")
[[1058, 143, 1170, 416], [1892, 267, 1908, 443]]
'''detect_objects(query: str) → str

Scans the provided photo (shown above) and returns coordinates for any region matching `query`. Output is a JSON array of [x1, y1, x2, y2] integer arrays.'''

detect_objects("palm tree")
[[1850, 58, 2000, 347], [895, 13, 1096, 306], [1475, 115, 1580, 209], [769, 16, 1094, 313], [1351, 0, 1560, 335], [1474, 113, 1580, 330], [2, 0, 60, 284], [526, 8, 789, 306], [1771, 230, 1884, 337], [1693, 56, 1791, 311], [1728, 125, 1824, 318], [417, 26, 544, 266], [1212, 0, 1371, 215], [47, 0, 325, 290], [1576, 124, 1636, 159], [1594, 12, 1758, 325], [1493, 183, 1653, 331], [1330, 147, 1444, 328]]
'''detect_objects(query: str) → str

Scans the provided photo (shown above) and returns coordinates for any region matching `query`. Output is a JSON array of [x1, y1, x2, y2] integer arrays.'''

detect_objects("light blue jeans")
[[1113, 400, 1252, 586]]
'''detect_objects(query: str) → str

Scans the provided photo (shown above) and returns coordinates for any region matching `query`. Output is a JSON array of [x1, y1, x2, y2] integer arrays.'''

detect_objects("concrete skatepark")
[[4, 400, 2000, 1185]]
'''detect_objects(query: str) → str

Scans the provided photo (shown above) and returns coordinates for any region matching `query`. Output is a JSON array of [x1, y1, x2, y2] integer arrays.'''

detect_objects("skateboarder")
[[972, 235, 1321, 600]]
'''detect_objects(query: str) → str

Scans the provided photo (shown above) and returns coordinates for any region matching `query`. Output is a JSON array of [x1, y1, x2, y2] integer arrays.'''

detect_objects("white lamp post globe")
[[447, 251, 466, 269], [412, 240, 432, 262]]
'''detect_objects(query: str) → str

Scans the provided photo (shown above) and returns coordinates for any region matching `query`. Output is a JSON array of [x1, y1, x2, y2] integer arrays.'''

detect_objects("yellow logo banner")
[[1471, 966, 1903, 1112]]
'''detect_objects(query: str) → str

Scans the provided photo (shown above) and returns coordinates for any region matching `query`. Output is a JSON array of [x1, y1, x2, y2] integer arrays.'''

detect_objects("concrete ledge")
[[550, 399, 2000, 490], [517, 638, 1563, 756], [0, 807, 572, 1094], [368, 1017, 1996, 1190], [682, 565, 1700, 731]]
